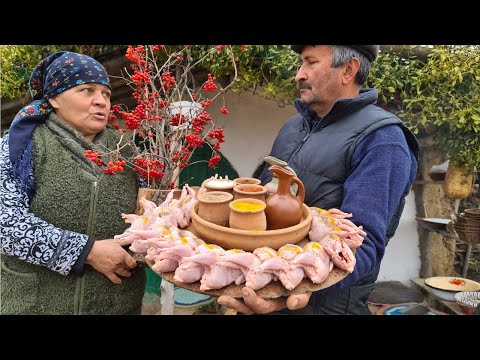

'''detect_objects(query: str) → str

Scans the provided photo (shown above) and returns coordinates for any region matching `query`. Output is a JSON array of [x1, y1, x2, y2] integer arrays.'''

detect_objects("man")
[[218, 45, 419, 315]]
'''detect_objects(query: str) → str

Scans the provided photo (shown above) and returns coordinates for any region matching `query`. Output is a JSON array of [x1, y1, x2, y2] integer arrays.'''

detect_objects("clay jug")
[[264, 165, 305, 230]]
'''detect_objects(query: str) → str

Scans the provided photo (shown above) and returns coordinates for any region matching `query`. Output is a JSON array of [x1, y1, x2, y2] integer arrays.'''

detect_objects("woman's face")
[[49, 83, 111, 141]]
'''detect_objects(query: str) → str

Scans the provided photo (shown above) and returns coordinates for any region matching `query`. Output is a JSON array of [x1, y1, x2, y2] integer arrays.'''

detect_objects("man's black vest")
[[259, 89, 419, 241]]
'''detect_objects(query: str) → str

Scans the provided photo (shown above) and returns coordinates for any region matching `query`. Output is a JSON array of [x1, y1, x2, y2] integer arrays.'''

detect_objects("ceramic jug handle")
[[292, 177, 305, 204]]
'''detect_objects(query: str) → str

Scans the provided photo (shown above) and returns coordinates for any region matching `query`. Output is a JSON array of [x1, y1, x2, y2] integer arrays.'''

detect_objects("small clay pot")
[[197, 191, 233, 227], [233, 184, 268, 202], [229, 198, 267, 231], [202, 178, 236, 194], [233, 177, 261, 185]]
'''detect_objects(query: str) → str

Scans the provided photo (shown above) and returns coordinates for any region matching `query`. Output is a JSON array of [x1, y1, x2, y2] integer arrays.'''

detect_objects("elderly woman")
[[0, 51, 145, 314]]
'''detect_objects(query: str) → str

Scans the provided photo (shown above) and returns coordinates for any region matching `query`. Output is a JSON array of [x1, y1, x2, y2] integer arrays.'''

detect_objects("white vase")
[[168, 101, 203, 131]]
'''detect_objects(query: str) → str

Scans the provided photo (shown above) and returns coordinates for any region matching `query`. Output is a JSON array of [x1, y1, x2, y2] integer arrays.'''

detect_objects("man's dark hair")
[[329, 46, 371, 87]]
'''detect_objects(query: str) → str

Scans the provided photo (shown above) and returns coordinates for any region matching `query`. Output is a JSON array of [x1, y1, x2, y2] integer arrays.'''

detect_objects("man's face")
[[294, 46, 344, 115]]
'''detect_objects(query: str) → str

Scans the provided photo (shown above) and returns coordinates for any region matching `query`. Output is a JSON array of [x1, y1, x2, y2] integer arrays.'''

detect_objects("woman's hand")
[[86, 239, 137, 284], [217, 287, 311, 314]]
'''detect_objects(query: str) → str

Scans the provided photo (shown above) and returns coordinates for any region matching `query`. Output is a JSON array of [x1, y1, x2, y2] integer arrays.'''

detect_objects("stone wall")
[[414, 136, 479, 278]]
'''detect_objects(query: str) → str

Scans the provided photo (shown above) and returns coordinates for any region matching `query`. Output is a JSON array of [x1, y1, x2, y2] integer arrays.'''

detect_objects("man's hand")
[[86, 239, 137, 284], [217, 287, 311, 314]]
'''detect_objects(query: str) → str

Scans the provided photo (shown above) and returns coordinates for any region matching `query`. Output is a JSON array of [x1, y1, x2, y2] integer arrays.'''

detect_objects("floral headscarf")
[[8, 51, 111, 198]]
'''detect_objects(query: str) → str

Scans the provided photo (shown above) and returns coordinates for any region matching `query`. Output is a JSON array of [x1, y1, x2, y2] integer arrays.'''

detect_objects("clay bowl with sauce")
[[190, 202, 312, 251]]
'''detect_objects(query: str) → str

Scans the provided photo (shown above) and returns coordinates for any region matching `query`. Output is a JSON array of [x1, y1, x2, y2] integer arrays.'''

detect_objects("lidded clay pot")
[[197, 191, 233, 227], [233, 177, 262, 186], [229, 198, 267, 231], [264, 165, 305, 230], [233, 184, 268, 202]]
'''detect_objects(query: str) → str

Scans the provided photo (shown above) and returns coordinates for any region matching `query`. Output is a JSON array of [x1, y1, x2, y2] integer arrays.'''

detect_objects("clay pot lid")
[[198, 191, 233, 203], [233, 184, 267, 194], [233, 177, 261, 185], [229, 198, 266, 213], [203, 178, 236, 191]]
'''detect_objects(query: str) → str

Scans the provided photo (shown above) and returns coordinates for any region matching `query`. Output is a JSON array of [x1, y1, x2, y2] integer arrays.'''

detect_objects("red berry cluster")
[[201, 99, 212, 108], [191, 111, 212, 134], [208, 128, 225, 151], [134, 158, 165, 180], [84, 150, 104, 167], [158, 100, 169, 109], [171, 146, 191, 166], [126, 46, 146, 67], [103, 160, 127, 175], [220, 106, 229, 115], [203, 74, 217, 92], [151, 45, 164, 52], [170, 113, 186, 127], [131, 69, 150, 86], [119, 111, 141, 130], [208, 155, 221, 168], [185, 134, 205, 149], [162, 72, 176, 92]]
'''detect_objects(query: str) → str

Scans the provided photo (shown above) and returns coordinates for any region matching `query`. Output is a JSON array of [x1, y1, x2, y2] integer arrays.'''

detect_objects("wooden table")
[[411, 278, 465, 315]]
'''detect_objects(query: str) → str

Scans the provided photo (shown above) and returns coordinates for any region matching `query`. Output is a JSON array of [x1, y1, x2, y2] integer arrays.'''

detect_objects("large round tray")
[[147, 240, 351, 299], [190, 202, 312, 251], [424, 276, 480, 292]]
